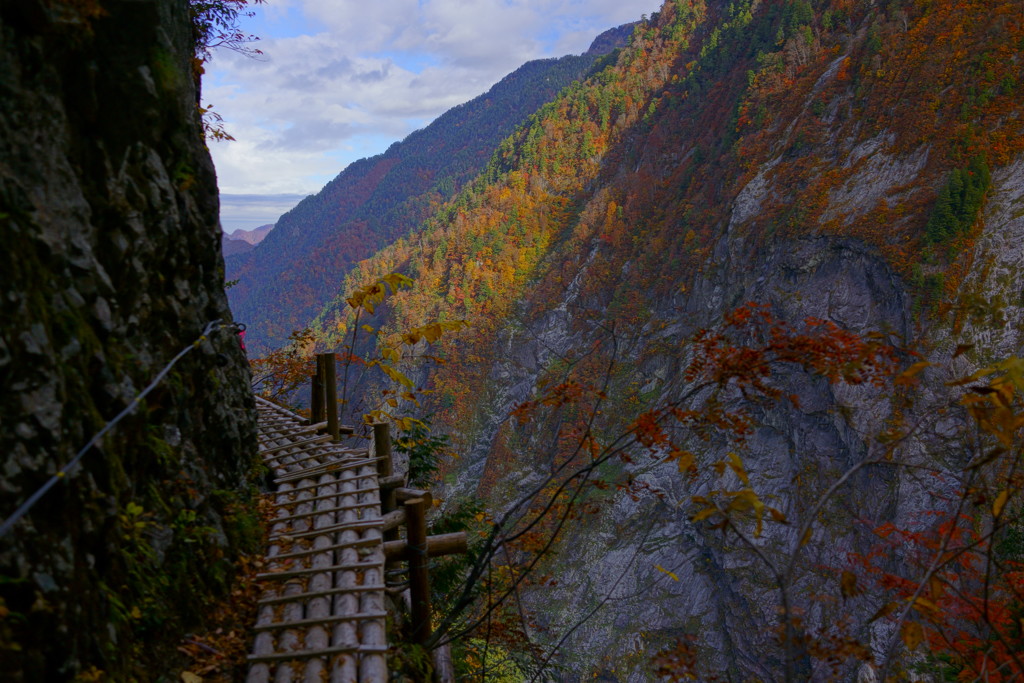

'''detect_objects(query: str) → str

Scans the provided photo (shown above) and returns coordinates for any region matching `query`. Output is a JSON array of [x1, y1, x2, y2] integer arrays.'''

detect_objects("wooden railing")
[[309, 353, 467, 657]]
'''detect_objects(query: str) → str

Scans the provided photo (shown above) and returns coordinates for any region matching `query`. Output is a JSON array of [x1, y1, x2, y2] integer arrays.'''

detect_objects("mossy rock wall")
[[0, 0, 258, 678]]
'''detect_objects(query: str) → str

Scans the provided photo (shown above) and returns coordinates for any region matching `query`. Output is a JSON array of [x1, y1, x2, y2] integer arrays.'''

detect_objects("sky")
[[207, 0, 664, 233]]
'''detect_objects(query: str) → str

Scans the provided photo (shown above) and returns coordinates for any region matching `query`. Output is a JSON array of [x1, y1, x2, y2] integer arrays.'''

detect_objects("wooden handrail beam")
[[383, 532, 468, 561], [395, 487, 432, 507], [381, 509, 405, 532], [379, 474, 405, 489]]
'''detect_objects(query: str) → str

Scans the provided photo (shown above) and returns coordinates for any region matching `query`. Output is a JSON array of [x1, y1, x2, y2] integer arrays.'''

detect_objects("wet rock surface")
[[0, 1, 256, 678]]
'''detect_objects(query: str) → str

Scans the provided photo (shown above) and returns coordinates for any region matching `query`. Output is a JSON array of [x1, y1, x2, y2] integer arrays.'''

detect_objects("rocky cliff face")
[[0, 1, 256, 678]]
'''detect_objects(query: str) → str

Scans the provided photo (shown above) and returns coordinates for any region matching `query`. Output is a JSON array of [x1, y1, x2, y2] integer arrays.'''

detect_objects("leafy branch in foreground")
[[188, 0, 266, 140], [248, 328, 316, 406], [336, 273, 467, 427], [426, 304, 904, 680]]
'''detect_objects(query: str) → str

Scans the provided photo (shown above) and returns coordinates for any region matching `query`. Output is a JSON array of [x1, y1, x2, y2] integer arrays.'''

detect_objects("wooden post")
[[374, 423, 401, 550], [310, 363, 325, 426], [322, 353, 340, 442], [373, 423, 393, 478], [405, 497, 432, 645], [373, 422, 397, 504]]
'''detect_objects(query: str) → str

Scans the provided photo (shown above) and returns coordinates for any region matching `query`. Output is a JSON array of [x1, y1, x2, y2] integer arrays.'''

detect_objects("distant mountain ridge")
[[225, 24, 638, 352], [221, 237, 253, 256], [227, 223, 273, 245], [221, 223, 273, 256], [585, 21, 637, 55]]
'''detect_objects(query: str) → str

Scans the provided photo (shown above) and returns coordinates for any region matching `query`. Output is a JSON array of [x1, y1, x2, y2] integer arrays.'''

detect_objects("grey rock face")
[[0, 0, 256, 678], [442, 119, 1024, 677]]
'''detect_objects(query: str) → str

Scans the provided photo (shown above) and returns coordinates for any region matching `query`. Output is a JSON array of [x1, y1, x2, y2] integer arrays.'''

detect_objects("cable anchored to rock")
[[0, 319, 246, 539]]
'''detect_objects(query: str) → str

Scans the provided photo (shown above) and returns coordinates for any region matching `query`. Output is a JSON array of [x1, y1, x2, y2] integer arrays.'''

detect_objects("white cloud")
[[207, 0, 664, 200], [219, 193, 308, 233]]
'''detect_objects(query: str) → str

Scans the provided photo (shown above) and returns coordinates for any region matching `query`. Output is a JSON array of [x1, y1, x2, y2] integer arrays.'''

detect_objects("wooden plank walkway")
[[247, 396, 389, 683]]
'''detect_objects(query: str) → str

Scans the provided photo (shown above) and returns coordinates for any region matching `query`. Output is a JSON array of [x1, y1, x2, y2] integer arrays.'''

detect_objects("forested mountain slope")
[[308, 0, 1024, 678], [226, 25, 635, 353]]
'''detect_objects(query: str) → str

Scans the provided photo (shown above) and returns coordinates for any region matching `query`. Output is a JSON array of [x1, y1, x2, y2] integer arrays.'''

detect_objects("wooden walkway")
[[247, 396, 389, 683]]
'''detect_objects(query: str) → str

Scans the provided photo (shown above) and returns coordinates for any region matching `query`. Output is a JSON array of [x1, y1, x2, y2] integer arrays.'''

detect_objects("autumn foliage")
[[237, 0, 1024, 677]]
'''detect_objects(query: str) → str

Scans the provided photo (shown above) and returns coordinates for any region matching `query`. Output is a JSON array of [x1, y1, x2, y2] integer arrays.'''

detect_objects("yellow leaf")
[[768, 507, 787, 523], [130, 605, 142, 620], [895, 361, 932, 386], [726, 489, 765, 536], [654, 564, 679, 581], [424, 323, 443, 343], [947, 366, 995, 387], [870, 601, 898, 622], [799, 526, 813, 547], [911, 596, 939, 613], [676, 451, 695, 473], [691, 507, 718, 523], [993, 489, 1010, 517], [727, 452, 749, 486], [382, 272, 413, 292], [361, 324, 375, 333], [900, 621, 924, 652], [182, 672, 203, 683], [379, 363, 414, 388]]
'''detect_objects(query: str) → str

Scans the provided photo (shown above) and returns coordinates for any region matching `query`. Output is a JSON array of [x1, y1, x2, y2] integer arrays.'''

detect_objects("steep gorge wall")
[[312, 0, 1024, 678], [453, 3, 1024, 676], [0, 1, 256, 678]]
